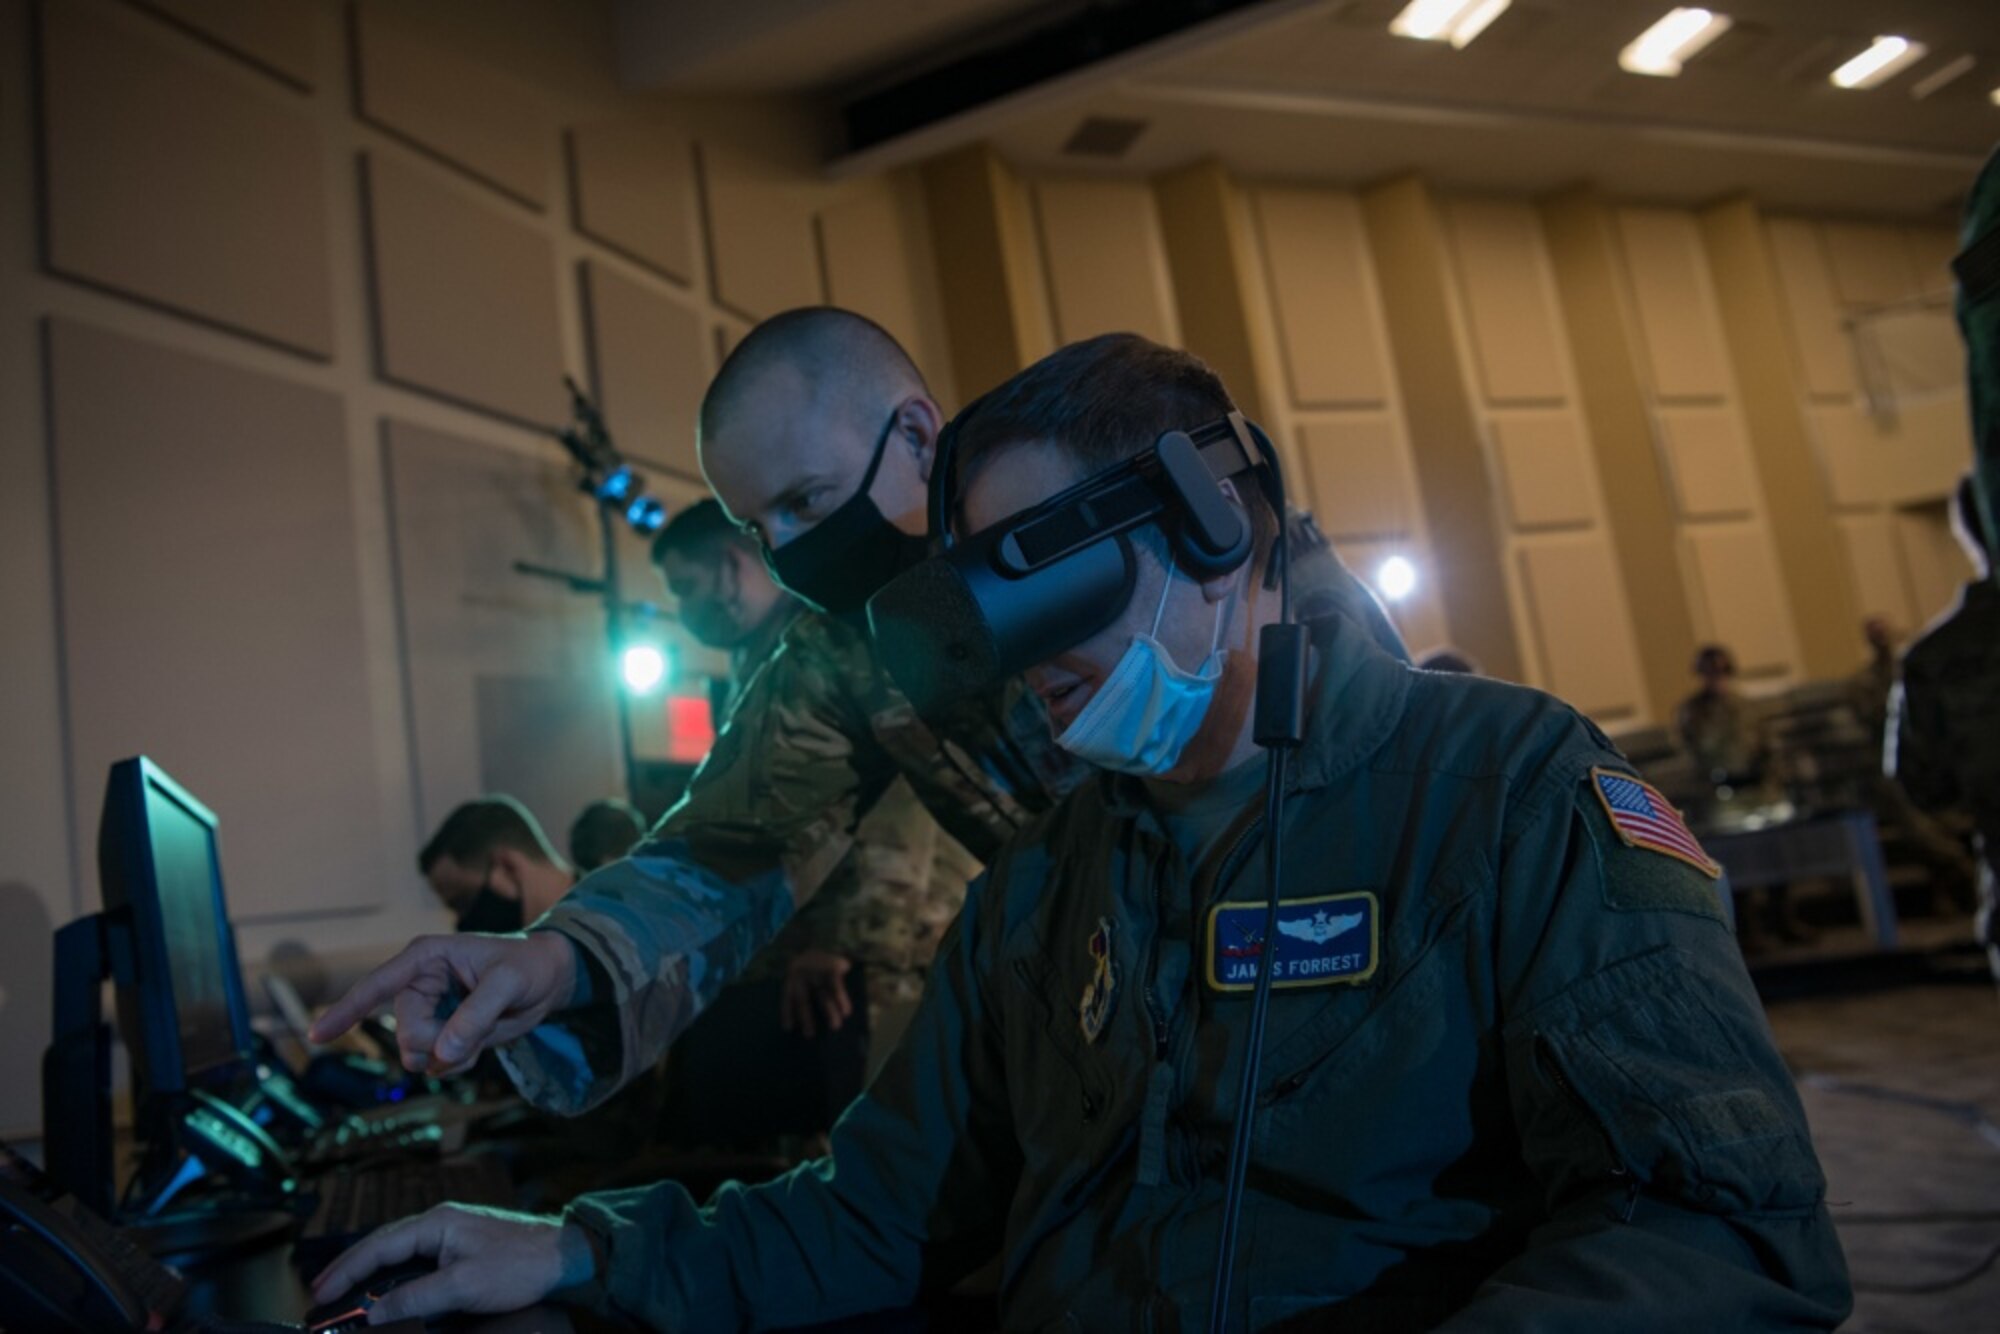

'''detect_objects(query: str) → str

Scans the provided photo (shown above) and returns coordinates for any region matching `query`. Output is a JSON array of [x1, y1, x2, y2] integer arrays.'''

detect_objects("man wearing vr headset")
[[309, 308, 1405, 1110], [314, 335, 1847, 1330]]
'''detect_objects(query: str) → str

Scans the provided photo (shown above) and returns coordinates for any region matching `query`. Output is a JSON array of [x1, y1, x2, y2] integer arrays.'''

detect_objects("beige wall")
[[0, 0, 953, 1135], [1764, 215, 1974, 635]]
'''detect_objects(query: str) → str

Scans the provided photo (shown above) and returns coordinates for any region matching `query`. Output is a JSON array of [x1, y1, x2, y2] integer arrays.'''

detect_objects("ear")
[[904, 395, 946, 484], [1196, 477, 1251, 604], [488, 848, 528, 900]]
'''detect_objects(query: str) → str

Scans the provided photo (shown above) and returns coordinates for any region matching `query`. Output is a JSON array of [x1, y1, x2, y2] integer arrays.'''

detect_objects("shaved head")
[[700, 307, 926, 462], [696, 307, 944, 569]]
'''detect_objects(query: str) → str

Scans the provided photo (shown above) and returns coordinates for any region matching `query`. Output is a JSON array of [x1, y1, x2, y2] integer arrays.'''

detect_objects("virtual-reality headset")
[[867, 410, 1278, 717]]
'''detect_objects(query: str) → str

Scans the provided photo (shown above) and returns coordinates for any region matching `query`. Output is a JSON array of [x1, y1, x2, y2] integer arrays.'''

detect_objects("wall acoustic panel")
[[820, 182, 955, 405], [1902, 225, 1959, 296], [1444, 199, 1568, 405], [1764, 219, 1856, 400], [1295, 417, 1412, 539], [41, 1, 333, 356], [1334, 538, 1449, 660], [1684, 525, 1794, 674], [1657, 406, 1757, 520], [1033, 179, 1179, 347], [353, 1, 552, 209], [1896, 505, 1972, 629], [1820, 221, 1921, 310], [1808, 403, 1893, 508], [1514, 537, 1644, 718], [47, 319, 389, 919], [365, 154, 565, 426], [1616, 208, 1729, 402], [135, 0, 316, 88], [1834, 513, 1916, 629], [1252, 188, 1389, 408], [385, 419, 624, 841], [568, 118, 700, 284], [1487, 413, 1596, 531], [581, 262, 708, 480], [700, 142, 824, 321]]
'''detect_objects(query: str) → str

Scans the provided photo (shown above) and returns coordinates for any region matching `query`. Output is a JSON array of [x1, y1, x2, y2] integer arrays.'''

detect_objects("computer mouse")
[[304, 1256, 437, 1331]]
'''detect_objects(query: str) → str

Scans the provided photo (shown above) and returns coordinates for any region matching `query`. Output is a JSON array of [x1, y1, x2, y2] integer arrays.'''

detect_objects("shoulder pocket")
[[1504, 946, 1825, 1216]]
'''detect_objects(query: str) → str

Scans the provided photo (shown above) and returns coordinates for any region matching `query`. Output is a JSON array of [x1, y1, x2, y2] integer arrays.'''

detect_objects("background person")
[[567, 799, 644, 874]]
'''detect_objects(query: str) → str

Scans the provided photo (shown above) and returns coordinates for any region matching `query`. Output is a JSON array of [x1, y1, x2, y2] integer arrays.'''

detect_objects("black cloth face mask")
[[454, 869, 525, 934], [764, 409, 930, 616]]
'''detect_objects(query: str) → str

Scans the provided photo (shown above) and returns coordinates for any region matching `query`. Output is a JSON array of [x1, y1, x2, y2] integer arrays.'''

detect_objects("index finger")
[[310, 940, 440, 1044], [313, 1210, 442, 1300]]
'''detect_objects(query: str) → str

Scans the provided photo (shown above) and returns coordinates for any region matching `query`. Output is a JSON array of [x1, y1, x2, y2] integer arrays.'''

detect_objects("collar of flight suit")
[[1099, 610, 1413, 816]]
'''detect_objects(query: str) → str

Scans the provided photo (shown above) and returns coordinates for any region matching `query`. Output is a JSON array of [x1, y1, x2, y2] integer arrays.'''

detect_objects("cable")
[[1207, 424, 1296, 1334]]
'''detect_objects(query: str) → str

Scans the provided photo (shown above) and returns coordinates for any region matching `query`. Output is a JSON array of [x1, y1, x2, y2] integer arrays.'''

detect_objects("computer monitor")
[[98, 757, 255, 1101]]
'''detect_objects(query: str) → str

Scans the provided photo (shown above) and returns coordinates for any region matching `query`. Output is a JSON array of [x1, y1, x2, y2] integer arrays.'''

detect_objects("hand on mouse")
[[311, 1204, 596, 1324]]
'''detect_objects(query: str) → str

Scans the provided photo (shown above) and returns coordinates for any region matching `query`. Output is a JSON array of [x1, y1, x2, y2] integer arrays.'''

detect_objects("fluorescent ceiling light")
[[1909, 53, 1974, 100], [1389, 0, 1511, 50], [1619, 8, 1732, 77], [1830, 36, 1928, 90]]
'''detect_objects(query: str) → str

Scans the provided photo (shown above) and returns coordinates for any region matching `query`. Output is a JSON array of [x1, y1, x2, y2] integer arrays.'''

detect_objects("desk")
[[1700, 807, 1898, 951]]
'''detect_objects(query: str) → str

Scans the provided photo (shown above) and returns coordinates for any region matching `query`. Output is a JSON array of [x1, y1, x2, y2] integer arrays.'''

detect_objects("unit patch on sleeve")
[[1205, 891, 1379, 993], [1590, 767, 1722, 878]]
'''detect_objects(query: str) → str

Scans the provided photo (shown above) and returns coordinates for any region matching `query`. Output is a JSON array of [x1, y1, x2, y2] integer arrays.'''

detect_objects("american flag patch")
[[1590, 768, 1721, 879]]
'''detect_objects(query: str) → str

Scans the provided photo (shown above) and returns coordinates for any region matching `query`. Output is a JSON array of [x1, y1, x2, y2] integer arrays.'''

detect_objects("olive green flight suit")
[[557, 614, 1850, 1332]]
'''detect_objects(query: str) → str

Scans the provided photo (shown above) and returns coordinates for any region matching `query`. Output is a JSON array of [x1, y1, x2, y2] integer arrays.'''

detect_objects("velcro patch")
[[1206, 891, 1379, 993], [1591, 768, 1722, 879]]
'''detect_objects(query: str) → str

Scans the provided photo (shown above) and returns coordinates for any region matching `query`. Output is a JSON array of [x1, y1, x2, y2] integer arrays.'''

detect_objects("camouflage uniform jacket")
[[726, 605, 979, 1011], [1893, 578, 2000, 874], [501, 518, 1399, 1113], [1674, 689, 1764, 784], [557, 612, 1851, 1332]]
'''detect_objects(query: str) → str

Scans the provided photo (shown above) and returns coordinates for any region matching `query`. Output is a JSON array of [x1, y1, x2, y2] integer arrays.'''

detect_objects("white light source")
[[1990, 86, 2000, 107], [1618, 8, 1732, 77], [1830, 36, 1928, 90], [1375, 556, 1419, 603], [621, 643, 667, 695], [1389, 0, 1511, 49]]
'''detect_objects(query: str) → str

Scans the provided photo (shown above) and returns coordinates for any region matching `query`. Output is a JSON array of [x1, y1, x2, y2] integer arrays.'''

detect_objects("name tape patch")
[[1205, 891, 1379, 993]]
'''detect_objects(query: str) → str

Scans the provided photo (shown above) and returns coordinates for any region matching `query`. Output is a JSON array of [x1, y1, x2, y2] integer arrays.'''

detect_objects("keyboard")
[[295, 1154, 514, 1273]]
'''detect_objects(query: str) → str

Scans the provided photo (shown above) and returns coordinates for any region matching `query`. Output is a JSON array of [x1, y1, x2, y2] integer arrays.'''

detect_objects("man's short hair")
[[699, 306, 925, 446], [569, 798, 645, 872], [1692, 644, 1736, 677], [651, 498, 754, 569], [417, 796, 559, 876], [948, 333, 1276, 560]]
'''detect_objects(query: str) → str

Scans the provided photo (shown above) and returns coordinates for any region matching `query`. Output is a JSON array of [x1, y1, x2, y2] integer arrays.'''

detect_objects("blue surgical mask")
[[1056, 555, 1233, 776]]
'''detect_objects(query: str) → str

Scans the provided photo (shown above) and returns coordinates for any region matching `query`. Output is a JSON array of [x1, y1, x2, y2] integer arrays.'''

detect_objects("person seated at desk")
[[313, 334, 1849, 1332], [420, 797, 576, 935], [567, 798, 645, 875], [1675, 644, 1767, 789]]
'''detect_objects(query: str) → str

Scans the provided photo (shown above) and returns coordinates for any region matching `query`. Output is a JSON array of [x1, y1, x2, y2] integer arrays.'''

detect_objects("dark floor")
[[1765, 957, 2000, 1332]]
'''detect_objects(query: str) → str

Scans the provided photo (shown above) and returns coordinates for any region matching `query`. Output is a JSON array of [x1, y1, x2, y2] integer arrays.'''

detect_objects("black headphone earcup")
[[1170, 503, 1253, 580]]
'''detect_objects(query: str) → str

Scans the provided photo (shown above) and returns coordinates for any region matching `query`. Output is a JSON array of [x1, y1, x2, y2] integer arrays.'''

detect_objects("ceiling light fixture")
[[1830, 36, 1928, 90], [1619, 8, 1733, 77], [1909, 53, 1974, 100], [1388, 0, 1512, 50], [1990, 86, 2000, 107]]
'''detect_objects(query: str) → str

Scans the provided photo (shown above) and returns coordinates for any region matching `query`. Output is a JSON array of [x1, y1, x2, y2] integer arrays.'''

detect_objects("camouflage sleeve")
[[1888, 672, 1960, 813], [1449, 764, 1851, 1330], [497, 615, 898, 1114]]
